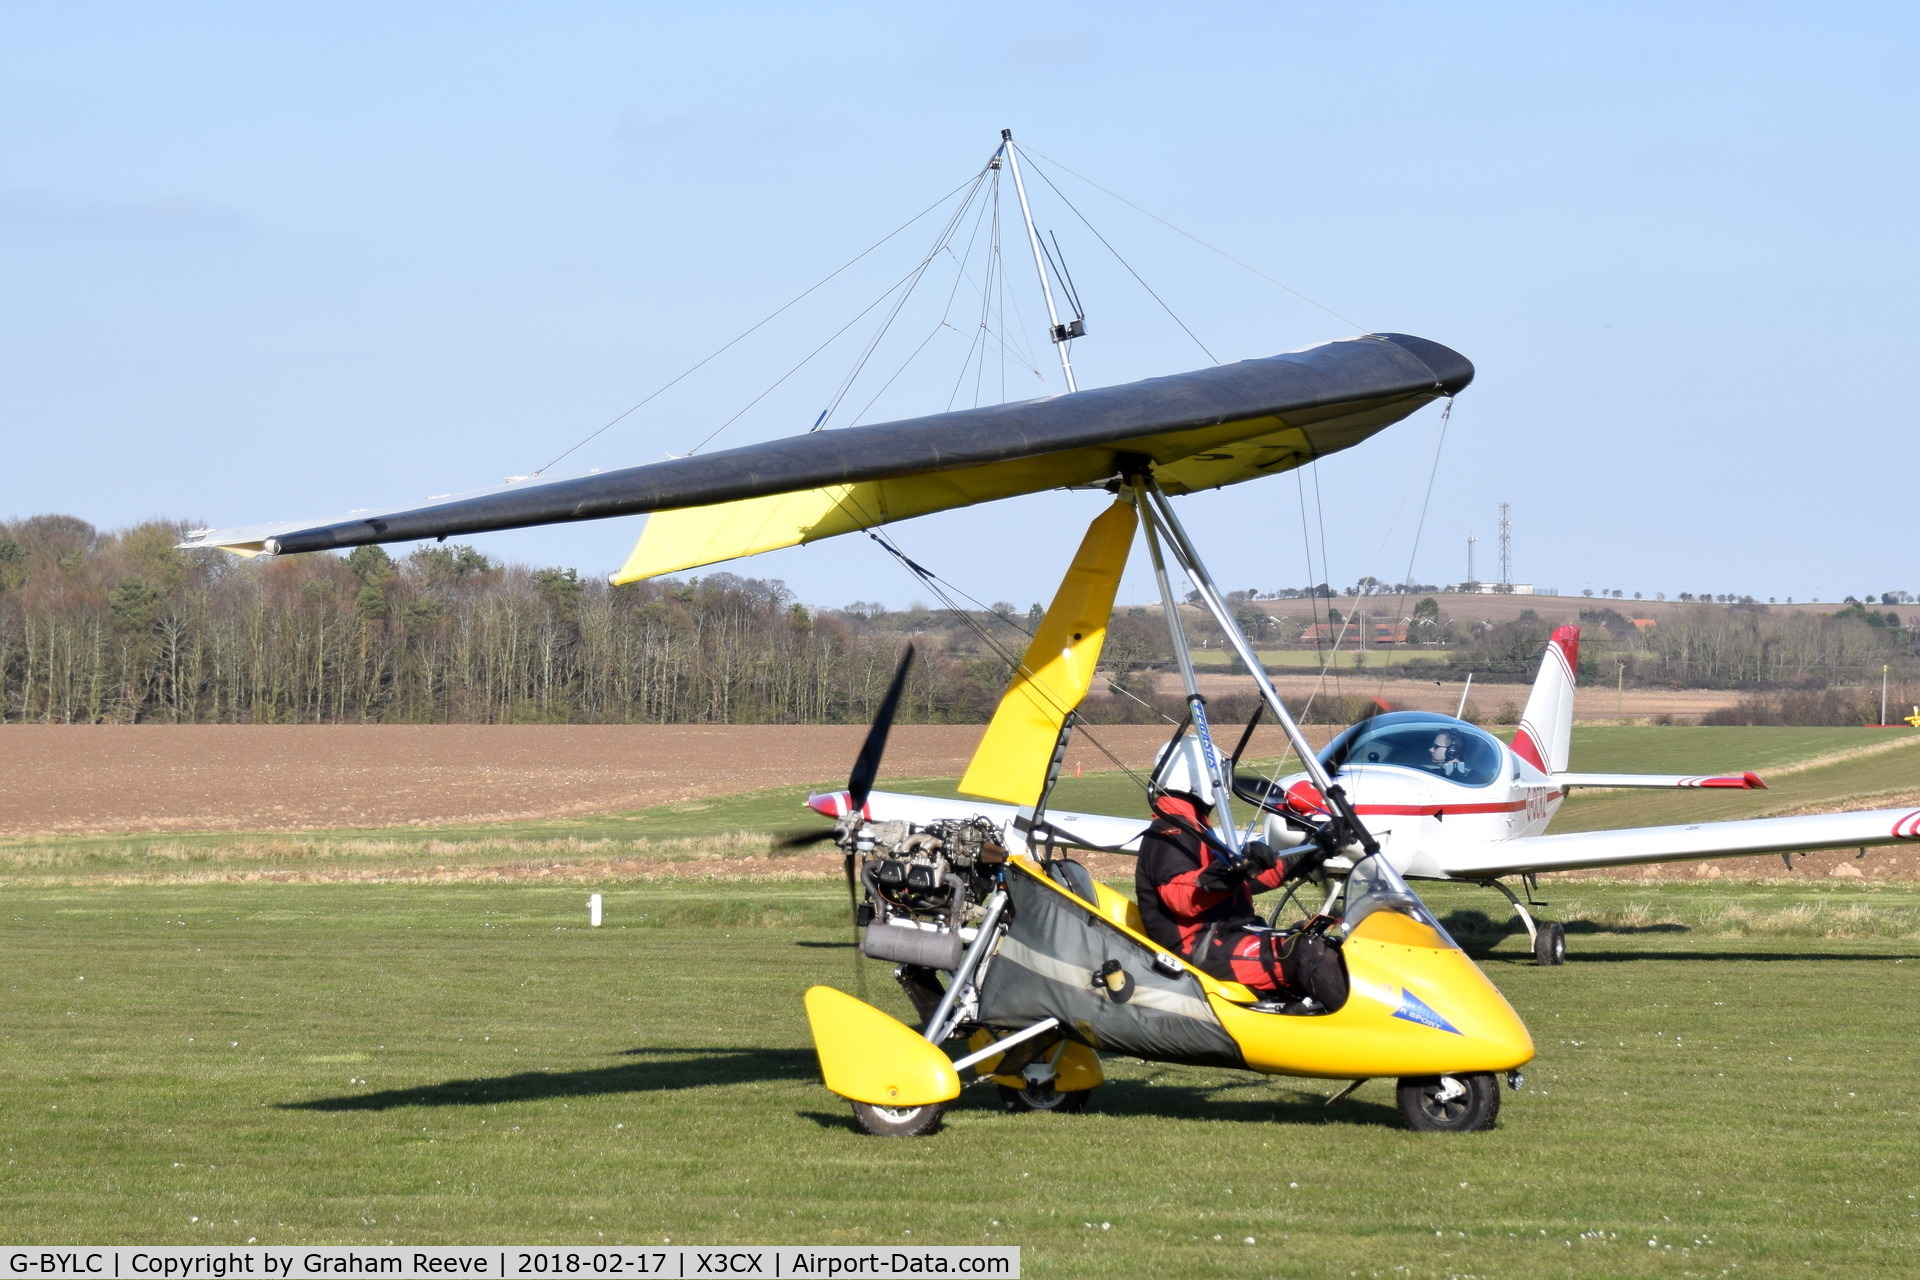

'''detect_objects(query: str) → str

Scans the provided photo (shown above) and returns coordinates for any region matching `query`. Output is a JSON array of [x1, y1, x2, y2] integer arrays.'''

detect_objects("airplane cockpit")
[[1319, 711, 1505, 788]]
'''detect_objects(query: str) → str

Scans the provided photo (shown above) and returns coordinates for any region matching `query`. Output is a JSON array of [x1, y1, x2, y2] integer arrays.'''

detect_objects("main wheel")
[[997, 1082, 1091, 1114], [1396, 1073, 1501, 1132], [1533, 921, 1567, 966], [850, 1101, 947, 1137]]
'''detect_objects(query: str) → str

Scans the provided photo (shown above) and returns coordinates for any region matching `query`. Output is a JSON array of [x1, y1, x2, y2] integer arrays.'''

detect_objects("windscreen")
[[1340, 852, 1460, 949], [1318, 711, 1503, 788]]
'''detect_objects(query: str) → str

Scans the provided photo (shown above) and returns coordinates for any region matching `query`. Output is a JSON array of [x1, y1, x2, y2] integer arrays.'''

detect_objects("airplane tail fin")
[[1512, 625, 1579, 774]]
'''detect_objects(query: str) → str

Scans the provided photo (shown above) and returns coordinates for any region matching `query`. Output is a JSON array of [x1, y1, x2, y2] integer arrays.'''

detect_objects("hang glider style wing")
[[1441, 806, 1920, 879], [1553, 772, 1769, 790], [176, 333, 1471, 562]]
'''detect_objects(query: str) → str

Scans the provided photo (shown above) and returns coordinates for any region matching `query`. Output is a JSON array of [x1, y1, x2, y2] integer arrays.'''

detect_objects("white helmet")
[[1153, 736, 1218, 806]]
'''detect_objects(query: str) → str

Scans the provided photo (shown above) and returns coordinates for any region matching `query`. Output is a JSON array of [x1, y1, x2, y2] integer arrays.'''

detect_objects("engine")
[[848, 815, 1005, 972]]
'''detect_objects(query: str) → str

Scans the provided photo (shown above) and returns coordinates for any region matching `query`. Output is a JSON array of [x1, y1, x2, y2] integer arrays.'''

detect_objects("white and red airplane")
[[817, 624, 1920, 964]]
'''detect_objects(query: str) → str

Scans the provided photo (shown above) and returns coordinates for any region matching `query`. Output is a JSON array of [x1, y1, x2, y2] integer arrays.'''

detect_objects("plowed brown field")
[[0, 722, 1321, 838]]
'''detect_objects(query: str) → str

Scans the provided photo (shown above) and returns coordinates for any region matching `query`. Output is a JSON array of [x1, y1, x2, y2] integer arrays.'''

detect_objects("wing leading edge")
[[1442, 807, 1920, 879], [1553, 772, 1768, 790], [177, 332, 1471, 559]]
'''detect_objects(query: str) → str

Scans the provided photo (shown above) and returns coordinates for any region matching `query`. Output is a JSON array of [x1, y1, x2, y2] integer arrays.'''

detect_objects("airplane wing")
[[176, 332, 1470, 563], [1437, 807, 1920, 879], [810, 788, 1151, 854], [1553, 771, 1767, 790]]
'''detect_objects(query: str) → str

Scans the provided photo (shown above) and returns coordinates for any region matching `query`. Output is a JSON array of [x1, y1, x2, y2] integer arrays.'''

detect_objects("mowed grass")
[[4, 726, 1918, 1270], [6, 876, 1920, 1276]]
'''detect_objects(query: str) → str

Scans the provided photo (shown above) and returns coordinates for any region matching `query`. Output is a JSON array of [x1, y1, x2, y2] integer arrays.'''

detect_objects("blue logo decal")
[[1391, 988, 1462, 1035]]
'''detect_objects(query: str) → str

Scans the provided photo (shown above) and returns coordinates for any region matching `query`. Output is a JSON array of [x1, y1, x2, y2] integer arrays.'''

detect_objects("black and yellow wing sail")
[[177, 333, 1470, 562]]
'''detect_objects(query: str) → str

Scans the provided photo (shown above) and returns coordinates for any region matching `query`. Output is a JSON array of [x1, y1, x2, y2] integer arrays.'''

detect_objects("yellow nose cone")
[[1213, 915, 1533, 1080]]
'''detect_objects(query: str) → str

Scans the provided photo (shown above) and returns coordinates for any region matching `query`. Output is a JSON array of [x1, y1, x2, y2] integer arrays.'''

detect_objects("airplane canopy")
[[177, 331, 1470, 559]]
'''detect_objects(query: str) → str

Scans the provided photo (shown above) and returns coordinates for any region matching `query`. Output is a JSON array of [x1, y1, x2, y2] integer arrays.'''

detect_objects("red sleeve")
[[1157, 860, 1231, 918], [1250, 863, 1287, 893]]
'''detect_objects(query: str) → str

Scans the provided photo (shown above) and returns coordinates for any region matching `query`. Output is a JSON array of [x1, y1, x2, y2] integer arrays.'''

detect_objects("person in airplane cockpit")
[[1424, 730, 1474, 779]]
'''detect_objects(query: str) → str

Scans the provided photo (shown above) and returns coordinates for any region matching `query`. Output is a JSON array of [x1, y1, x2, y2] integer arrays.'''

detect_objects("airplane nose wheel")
[[851, 1101, 947, 1137], [1533, 920, 1567, 966], [1396, 1072, 1501, 1132]]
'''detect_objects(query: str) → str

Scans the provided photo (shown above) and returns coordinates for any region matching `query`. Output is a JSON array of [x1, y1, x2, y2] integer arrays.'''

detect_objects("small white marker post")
[[588, 893, 603, 927]]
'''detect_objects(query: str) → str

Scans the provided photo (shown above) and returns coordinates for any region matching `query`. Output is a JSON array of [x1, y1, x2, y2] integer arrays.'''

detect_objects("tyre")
[[850, 1101, 946, 1137], [1396, 1073, 1501, 1132], [1533, 921, 1567, 967], [997, 1082, 1091, 1114]]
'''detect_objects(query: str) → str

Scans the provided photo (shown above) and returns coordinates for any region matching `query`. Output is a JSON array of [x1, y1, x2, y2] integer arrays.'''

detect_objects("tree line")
[[4, 515, 1911, 726], [0, 515, 1021, 726]]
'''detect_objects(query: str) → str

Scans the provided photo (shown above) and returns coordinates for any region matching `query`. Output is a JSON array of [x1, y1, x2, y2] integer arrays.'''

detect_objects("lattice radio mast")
[[1497, 502, 1513, 589]]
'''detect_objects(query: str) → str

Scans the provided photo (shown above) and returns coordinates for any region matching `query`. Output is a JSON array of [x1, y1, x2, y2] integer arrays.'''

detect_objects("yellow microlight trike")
[[805, 832, 1533, 1136]]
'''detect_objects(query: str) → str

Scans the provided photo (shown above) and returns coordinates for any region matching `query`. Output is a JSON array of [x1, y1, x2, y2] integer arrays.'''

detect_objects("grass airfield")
[[6, 726, 1920, 1275]]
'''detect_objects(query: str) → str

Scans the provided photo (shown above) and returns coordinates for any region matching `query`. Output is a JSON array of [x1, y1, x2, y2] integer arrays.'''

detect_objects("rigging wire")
[[1017, 143, 1369, 334], [858, 522, 1170, 786], [531, 173, 984, 476], [1020, 154, 1218, 365], [680, 258, 946, 456], [812, 167, 996, 432], [1294, 465, 1330, 692], [1305, 460, 1343, 715], [1299, 400, 1454, 718], [843, 190, 1004, 428], [1251, 401, 1454, 794], [1378, 397, 1454, 705]]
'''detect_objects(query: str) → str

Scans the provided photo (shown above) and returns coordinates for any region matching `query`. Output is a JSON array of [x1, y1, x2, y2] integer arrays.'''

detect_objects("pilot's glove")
[[1195, 854, 1250, 894], [1279, 843, 1332, 882], [1239, 840, 1280, 875]]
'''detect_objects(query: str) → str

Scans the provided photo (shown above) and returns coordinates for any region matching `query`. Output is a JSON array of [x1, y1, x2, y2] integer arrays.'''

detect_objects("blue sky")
[[5, 3, 1916, 609]]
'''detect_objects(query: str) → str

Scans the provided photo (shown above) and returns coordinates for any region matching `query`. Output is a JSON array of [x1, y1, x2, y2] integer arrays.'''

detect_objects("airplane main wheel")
[[1397, 1073, 1501, 1132], [998, 1082, 1091, 1114], [851, 1101, 946, 1137], [1533, 921, 1567, 966]]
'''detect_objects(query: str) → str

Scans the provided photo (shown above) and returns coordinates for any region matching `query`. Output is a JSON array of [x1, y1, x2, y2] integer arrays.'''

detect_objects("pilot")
[[1424, 730, 1472, 778], [1134, 741, 1347, 1012]]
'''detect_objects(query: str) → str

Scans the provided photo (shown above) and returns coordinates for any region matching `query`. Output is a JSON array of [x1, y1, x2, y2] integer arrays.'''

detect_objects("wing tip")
[[1372, 332, 1475, 396]]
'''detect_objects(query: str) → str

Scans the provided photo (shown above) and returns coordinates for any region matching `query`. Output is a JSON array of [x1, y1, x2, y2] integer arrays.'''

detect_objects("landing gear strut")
[[1478, 877, 1566, 966]]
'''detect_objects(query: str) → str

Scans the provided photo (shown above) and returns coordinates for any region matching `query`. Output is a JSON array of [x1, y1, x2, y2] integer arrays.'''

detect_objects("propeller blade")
[[847, 644, 915, 812]]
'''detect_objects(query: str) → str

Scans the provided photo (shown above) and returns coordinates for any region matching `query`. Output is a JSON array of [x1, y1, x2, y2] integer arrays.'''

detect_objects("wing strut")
[[1133, 473, 1380, 859], [1132, 475, 1242, 854]]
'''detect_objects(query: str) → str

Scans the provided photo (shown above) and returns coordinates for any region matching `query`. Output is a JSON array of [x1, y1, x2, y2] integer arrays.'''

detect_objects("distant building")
[[1461, 583, 1557, 596], [1630, 617, 1657, 632], [1297, 620, 1409, 645]]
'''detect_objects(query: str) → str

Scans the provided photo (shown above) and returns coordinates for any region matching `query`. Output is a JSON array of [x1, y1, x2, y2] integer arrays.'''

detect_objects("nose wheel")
[[998, 1082, 1091, 1113], [851, 1101, 947, 1137], [1396, 1072, 1501, 1132]]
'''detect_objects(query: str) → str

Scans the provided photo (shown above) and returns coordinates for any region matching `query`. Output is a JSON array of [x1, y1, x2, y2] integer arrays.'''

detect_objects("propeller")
[[771, 643, 917, 851], [850, 642, 915, 814], [766, 644, 917, 999], [838, 644, 917, 996]]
